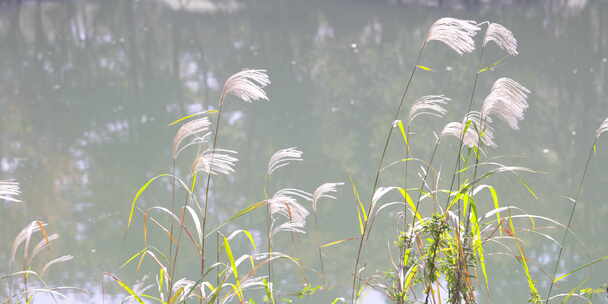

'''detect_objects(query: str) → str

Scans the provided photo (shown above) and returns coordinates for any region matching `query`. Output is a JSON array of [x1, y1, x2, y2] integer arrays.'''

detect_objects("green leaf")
[[397, 188, 420, 220], [349, 177, 367, 235], [320, 237, 356, 248], [395, 120, 409, 146], [128, 174, 171, 229], [168, 110, 219, 126], [223, 237, 239, 282], [470, 202, 488, 288], [553, 255, 608, 283], [120, 248, 148, 269], [404, 264, 419, 290], [205, 200, 266, 238], [106, 273, 145, 304], [477, 55, 508, 74]]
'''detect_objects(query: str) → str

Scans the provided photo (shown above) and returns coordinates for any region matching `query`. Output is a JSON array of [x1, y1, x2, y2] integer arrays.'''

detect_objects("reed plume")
[[426, 18, 481, 55], [441, 112, 496, 148], [483, 22, 519, 56], [268, 193, 310, 235], [481, 77, 530, 130], [408, 95, 450, 122], [0, 180, 21, 203], [596, 117, 608, 138], [172, 117, 212, 159], [221, 69, 270, 103], [193, 149, 239, 176], [267, 147, 303, 176], [312, 182, 343, 212]]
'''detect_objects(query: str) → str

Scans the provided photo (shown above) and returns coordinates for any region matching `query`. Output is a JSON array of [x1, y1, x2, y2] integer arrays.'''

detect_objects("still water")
[[1, 0, 608, 303]]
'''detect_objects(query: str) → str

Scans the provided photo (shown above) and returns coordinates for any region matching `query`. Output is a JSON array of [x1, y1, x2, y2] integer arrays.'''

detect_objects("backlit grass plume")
[[268, 193, 310, 235], [172, 117, 212, 159], [221, 69, 270, 103], [484, 22, 519, 56], [267, 147, 303, 176], [481, 77, 530, 130], [0, 180, 21, 203], [408, 95, 451, 122], [426, 18, 481, 55], [596, 117, 608, 138], [312, 182, 343, 212], [193, 148, 238, 176], [441, 111, 496, 148]]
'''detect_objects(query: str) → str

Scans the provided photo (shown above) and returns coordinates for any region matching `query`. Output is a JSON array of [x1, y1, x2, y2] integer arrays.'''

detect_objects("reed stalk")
[[200, 96, 225, 302], [545, 140, 596, 303]]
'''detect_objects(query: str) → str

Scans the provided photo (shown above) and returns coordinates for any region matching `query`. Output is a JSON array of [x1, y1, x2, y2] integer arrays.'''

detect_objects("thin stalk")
[[264, 175, 273, 295], [167, 158, 176, 302], [397, 124, 411, 304], [351, 41, 426, 303], [423, 45, 486, 304], [545, 141, 596, 303], [201, 96, 226, 299], [216, 231, 220, 304]]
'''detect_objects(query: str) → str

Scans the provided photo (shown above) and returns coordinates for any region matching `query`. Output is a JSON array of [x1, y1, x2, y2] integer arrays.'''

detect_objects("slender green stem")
[[201, 96, 225, 289], [167, 158, 176, 302], [545, 140, 596, 303], [264, 174, 274, 296], [351, 41, 426, 303]]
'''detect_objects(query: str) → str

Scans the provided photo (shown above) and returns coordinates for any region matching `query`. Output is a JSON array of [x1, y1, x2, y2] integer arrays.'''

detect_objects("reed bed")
[[2, 17, 608, 304]]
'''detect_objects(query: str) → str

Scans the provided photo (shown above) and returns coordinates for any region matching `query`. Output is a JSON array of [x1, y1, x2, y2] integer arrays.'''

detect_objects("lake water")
[[1, 0, 607, 303]]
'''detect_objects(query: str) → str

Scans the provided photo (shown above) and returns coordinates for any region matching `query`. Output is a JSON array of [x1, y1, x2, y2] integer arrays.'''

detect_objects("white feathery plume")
[[172, 117, 212, 159], [267, 194, 310, 235], [441, 112, 496, 148], [596, 118, 608, 138], [192, 149, 238, 176], [312, 182, 344, 211], [221, 69, 270, 103], [273, 222, 307, 235], [481, 77, 530, 130], [483, 23, 518, 56], [267, 147, 303, 176], [275, 188, 313, 202], [408, 95, 451, 121], [0, 180, 21, 203], [426, 18, 481, 55]]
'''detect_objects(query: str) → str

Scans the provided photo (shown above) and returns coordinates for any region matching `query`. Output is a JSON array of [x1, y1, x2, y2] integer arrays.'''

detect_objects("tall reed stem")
[[167, 158, 176, 301], [545, 141, 596, 303], [264, 176, 273, 287], [351, 41, 426, 303], [201, 96, 225, 291]]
